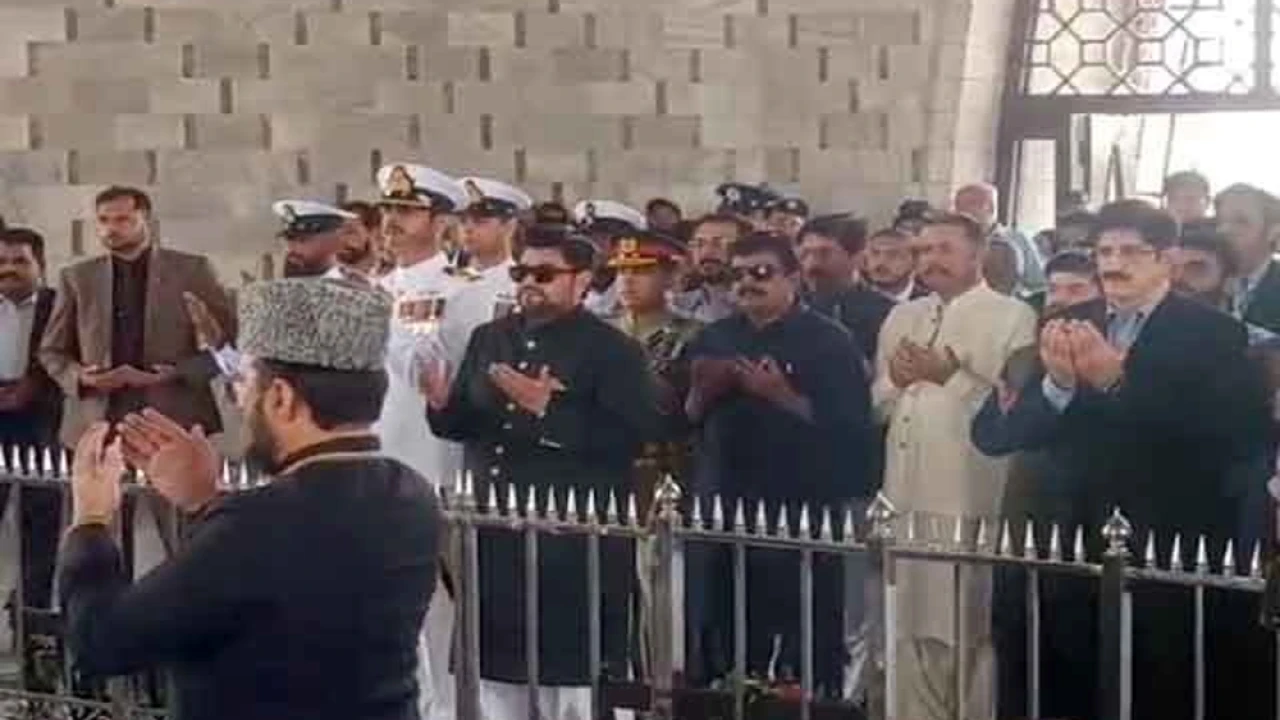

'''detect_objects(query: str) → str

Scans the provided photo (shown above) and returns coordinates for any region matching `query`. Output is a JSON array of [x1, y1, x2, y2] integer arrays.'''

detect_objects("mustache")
[[1101, 271, 1131, 282], [736, 286, 767, 297]]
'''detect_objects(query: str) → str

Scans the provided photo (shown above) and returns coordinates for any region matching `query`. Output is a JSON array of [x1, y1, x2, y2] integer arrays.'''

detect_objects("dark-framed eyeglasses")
[[509, 264, 578, 284]]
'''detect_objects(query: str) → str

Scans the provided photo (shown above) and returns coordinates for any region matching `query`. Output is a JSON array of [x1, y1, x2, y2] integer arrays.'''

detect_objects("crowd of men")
[[0, 165, 1276, 720]]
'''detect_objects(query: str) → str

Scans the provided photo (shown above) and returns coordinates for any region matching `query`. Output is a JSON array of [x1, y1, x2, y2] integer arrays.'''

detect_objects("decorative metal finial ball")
[[1101, 507, 1133, 548], [654, 476, 683, 508], [865, 492, 898, 526]]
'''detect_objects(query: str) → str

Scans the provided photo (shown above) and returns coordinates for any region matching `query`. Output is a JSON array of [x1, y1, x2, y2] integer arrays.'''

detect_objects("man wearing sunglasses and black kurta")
[[422, 224, 659, 720], [682, 231, 873, 695]]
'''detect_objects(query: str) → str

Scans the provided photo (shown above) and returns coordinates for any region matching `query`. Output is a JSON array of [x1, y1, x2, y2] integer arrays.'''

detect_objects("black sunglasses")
[[729, 263, 782, 282], [509, 264, 578, 284]]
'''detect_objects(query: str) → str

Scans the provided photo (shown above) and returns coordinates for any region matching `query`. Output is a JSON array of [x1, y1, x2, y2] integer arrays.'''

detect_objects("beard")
[[241, 396, 281, 477], [284, 256, 328, 278], [338, 243, 372, 266]]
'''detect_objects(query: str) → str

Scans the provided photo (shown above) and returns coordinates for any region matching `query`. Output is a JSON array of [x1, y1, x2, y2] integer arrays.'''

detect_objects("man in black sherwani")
[[684, 231, 873, 697], [424, 224, 659, 720], [60, 278, 441, 720]]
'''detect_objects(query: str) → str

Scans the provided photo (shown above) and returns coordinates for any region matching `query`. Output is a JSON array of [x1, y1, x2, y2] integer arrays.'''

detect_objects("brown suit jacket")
[[38, 247, 235, 448]]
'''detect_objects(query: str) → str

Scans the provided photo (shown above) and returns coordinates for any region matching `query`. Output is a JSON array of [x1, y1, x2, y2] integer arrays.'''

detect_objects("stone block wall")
[[0, 0, 1009, 281]]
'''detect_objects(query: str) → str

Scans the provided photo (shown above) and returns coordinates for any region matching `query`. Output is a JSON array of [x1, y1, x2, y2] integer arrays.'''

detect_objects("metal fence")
[[0, 445, 1272, 720]]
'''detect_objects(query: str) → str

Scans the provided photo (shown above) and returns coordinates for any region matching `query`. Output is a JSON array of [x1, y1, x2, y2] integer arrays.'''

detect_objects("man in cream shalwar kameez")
[[872, 213, 1036, 720]]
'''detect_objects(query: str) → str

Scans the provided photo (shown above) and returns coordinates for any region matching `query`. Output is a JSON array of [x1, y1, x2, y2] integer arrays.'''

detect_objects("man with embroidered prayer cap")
[[572, 199, 647, 318], [59, 278, 441, 720], [271, 199, 360, 280]]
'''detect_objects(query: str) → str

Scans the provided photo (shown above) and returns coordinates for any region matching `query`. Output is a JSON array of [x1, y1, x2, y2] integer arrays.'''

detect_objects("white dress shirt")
[[0, 292, 36, 381]]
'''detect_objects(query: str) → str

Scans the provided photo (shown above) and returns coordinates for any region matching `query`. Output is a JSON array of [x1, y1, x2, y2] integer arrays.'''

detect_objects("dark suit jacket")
[[0, 288, 61, 444], [1005, 293, 1269, 551], [807, 285, 895, 364], [38, 248, 234, 448], [1245, 260, 1280, 334], [58, 446, 440, 720]]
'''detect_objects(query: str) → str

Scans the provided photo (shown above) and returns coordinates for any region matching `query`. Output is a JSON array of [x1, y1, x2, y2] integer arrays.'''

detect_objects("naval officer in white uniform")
[[573, 199, 647, 319], [420, 175, 533, 720]]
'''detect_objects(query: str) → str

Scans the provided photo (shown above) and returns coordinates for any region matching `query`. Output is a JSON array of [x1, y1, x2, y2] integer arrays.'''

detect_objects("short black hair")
[[1091, 199, 1178, 250], [520, 223, 596, 270], [799, 214, 869, 255], [645, 197, 681, 217], [1178, 226, 1238, 277], [691, 213, 751, 238], [729, 231, 800, 273], [1044, 249, 1096, 278], [340, 201, 380, 231], [1214, 183, 1280, 230], [923, 211, 984, 244], [256, 359, 387, 430], [1163, 170, 1210, 198], [0, 227, 45, 268], [94, 186, 152, 215]]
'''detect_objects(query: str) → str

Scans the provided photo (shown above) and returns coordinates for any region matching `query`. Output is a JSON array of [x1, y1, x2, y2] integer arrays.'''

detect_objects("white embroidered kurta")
[[872, 283, 1036, 720]]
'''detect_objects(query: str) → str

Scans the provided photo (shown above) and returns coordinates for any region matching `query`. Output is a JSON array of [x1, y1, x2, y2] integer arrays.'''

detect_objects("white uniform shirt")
[[425, 259, 518, 484], [374, 253, 467, 486]]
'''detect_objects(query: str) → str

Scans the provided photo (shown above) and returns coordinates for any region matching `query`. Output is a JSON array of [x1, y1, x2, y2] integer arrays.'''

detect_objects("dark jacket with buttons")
[[428, 307, 659, 685], [57, 440, 441, 720]]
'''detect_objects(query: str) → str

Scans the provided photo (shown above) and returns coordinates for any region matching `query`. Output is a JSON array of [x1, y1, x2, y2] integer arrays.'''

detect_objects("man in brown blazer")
[[39, 186, 234, 451]]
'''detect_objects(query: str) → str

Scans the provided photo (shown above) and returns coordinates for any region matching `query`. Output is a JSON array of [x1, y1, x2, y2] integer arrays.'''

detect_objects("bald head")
[[953, 183, 998, 228]]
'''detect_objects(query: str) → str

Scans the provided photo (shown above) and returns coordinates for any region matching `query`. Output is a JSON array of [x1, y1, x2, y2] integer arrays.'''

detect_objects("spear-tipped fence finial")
[[1223, 539, 1236, 577], [753, 500, 768, 535], [1048, 523, 1063, 561], [1195, 535, 1209, 573]]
